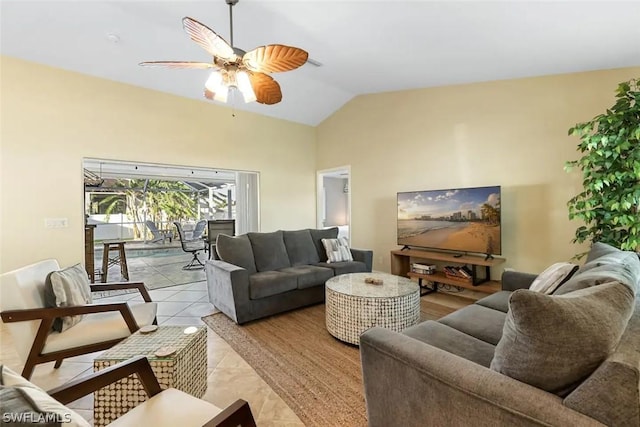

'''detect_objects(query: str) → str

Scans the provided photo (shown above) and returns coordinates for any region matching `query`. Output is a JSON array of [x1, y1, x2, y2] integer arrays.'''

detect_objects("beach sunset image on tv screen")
[[397, 186, 501, 255]]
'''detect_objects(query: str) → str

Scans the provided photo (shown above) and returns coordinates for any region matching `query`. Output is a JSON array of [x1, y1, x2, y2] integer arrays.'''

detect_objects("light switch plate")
[[45, 218, 69, 229]]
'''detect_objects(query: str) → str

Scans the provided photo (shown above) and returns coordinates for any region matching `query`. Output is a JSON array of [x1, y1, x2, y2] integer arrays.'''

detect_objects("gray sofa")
[[205, 227, 373, 324], [360, 242, 640, 427]]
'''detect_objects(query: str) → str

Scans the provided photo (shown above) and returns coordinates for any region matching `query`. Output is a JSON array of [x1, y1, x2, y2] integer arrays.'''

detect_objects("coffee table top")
[[94, 326, 205, 362], [326, 272, 418, 298]]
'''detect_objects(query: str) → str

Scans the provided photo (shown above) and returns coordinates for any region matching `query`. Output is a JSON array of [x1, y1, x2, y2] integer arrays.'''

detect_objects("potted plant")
[[565, 77, 640, 255]]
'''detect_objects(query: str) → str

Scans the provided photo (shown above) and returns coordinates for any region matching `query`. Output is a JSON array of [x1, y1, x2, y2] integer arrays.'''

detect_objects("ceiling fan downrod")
[[226, 0, 239, 47]]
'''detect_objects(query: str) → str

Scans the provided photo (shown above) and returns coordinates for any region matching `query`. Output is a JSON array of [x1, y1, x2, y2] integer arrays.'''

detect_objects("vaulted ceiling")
[[2, 1, 639, 126]]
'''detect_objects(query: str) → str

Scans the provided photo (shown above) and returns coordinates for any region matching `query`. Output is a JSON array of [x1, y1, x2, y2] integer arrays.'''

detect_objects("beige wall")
[[316, 67, 640, 275], [0, 57, 317, 273]]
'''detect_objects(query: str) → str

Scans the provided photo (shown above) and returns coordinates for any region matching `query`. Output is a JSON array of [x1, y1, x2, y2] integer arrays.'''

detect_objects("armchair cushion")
[[1, 365, 90, 427], [44, 264, 93, 332], [106, 387, 221, 427], [42, 302, 157, 354]]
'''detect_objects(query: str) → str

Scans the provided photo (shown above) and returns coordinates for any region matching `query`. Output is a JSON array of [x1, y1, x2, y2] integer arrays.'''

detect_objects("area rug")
[[202, 297, 463, 426]]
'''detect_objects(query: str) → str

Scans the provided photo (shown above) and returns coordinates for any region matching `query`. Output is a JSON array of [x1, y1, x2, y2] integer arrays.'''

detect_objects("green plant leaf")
[[566, 77, 640, 255]]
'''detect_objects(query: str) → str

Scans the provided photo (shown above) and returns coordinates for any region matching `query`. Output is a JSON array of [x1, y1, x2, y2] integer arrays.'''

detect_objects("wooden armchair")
[[0, 259, 157, 379], [3, 356, 256, 427]]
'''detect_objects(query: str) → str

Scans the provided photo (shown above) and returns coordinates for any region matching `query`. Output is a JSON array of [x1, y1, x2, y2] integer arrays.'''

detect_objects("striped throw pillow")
[[44, 264, 93, 332], [321, 237, 353, 263]]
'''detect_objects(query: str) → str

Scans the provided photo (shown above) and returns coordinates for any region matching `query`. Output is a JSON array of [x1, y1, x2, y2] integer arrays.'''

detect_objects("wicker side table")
[[93, 326, 207, 427], [326, 272, 420, 345]]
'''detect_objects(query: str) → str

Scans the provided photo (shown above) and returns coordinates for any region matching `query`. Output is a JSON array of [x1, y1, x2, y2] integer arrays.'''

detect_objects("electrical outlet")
[[45, 218, 68, 229]]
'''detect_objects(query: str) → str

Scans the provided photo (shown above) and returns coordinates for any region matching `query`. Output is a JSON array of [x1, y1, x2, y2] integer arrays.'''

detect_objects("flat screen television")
[[397, 185, 501, 256]]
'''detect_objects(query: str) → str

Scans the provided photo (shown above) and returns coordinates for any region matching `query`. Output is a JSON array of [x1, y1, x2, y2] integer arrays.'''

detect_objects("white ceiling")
[[2, 1, 640, 126]]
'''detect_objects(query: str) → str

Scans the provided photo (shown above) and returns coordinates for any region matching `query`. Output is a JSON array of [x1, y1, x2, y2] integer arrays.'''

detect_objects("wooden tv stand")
[[390, 249, 505, 295]]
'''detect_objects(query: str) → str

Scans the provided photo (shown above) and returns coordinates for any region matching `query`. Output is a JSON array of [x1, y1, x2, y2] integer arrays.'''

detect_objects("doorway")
[[317, 166, 351, 241]]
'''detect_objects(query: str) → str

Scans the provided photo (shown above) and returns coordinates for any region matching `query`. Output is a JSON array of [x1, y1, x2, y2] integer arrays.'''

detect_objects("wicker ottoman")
[[93, 326, 207, 427], [326, 272, 420, 345]]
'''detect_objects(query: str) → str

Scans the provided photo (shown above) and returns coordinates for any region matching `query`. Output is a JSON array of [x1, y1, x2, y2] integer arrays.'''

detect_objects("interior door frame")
[[316, 165, 351, 241]]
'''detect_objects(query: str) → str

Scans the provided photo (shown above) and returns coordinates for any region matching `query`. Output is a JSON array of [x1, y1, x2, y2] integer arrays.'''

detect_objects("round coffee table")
[[325, 272, 420, 345]]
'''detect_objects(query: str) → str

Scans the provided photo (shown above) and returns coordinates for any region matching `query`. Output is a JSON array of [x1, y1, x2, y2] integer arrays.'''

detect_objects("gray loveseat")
[[361, 242, 640, 427], [205, 227, 373, 324]]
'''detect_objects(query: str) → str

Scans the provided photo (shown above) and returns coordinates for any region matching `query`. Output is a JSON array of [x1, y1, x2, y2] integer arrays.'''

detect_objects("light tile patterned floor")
[[0, 281, 304, 426]]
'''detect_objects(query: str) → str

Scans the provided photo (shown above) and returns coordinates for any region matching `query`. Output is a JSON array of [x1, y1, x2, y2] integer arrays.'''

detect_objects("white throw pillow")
[[529, 262, 579, 294], [321, 237, 353, 263]]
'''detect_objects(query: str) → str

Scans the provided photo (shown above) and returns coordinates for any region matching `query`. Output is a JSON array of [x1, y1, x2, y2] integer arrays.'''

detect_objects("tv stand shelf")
[[391, 249, 505, 294]]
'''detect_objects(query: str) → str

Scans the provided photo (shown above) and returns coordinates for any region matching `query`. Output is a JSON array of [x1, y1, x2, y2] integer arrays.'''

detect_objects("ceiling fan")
[[139, 0, 308, 105]]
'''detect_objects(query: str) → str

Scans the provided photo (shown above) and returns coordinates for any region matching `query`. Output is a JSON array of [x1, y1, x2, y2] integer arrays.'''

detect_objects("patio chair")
[[192, 219, 207, 240], [174, 222, 207, 270], [206, 220, 235, 260], [3, 355, 256, 427], [0, 259, 157, 380], [145, 220, 171, 244]]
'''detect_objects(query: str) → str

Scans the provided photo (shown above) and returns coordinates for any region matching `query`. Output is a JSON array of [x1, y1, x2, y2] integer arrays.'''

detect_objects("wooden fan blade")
[[243, 45, 308, 73], [182, 17, 236, 61], [139, 61, 217, 70], [249, 72, 282, 105]]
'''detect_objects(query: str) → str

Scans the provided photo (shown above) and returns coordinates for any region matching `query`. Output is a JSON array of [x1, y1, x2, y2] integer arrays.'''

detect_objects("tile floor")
[[0, 280, 304, 426], [95, 248, 206, 292]]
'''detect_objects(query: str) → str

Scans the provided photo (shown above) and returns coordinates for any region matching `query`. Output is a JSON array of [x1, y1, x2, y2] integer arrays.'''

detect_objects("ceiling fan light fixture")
[[237, 71, 257, 103], [214, 85, 229, 103], [205, 71, 223, 92], [205, 70, 230, 102]]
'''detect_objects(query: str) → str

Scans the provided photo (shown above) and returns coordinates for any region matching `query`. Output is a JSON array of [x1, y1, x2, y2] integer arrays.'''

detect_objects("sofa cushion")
[[279, 265, 334, 289], [491, 282, 635, 395], [554, 245, 640, 295], [314, 261, 367, 275], [402, 321, 495, 368], [309, 228, 339, 262], [322, 237, 354, 263], [283, 230, 320, 266], [248, 271, 298, 299], [585, 241, 622, 263], [529, 262, 579, 294], [216, 234, 257, 274], [438, 304, 506, 346], [475, 291, 511, 313], [248, 231, 291, 272], [44, 263, 93, 332]]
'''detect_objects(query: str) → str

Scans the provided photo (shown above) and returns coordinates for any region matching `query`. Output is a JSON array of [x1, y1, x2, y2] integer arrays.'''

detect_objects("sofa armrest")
[[350, 248, 373, 271], [360, 327, 604, 427], [205, 260, 250, 324], [501, 270, 538, 291]]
